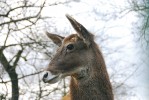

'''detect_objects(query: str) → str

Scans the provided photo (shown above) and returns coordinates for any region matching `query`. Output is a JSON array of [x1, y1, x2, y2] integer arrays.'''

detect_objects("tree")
[[0, 0, 46, 99], [125, 0, 149, 42], [122, 0, 149, 99], [0, 0, 72, 99]]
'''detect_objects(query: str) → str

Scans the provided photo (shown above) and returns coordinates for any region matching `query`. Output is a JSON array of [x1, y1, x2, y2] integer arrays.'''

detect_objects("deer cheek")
[[57, 59, 80, 72]]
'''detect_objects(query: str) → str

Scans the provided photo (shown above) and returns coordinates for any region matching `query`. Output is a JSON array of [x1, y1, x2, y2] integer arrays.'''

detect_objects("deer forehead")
[[63, 34, 79, 44]]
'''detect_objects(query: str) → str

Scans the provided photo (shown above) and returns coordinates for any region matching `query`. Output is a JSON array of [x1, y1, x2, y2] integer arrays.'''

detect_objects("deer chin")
[[43, 71, 62, 84]]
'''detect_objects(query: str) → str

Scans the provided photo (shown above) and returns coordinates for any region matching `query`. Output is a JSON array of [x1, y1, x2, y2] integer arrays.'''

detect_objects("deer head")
[[43, 15, 95, 84]]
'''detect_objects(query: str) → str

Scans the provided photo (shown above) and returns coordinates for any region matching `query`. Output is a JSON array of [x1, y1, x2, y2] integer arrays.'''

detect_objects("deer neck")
[[69, 48, 114, 100]]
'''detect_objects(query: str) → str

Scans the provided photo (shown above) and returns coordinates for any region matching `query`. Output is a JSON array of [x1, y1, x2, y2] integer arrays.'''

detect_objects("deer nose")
[[43, 72, 48, 78], [43, 72, 49, 83], [42, 71, 61, 83]]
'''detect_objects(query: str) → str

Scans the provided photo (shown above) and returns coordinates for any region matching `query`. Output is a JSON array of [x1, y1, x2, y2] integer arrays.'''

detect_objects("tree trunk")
[[0, 49, 19, 100], [8, 69, 19, 100]]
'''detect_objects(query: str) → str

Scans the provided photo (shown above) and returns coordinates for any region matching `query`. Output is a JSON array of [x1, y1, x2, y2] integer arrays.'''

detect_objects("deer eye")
[[66, 44, 74, 51]]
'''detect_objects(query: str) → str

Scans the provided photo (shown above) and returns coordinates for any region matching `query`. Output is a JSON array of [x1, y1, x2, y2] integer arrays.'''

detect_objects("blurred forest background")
[[0, 0, 148, 100]]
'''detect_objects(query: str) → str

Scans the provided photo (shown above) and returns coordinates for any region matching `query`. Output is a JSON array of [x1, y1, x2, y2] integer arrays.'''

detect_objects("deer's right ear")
[[46, 32, 64, 46]]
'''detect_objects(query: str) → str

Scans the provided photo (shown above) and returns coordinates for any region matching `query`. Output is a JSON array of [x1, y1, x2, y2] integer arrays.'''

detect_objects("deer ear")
[[66, 14, 94, 46], [46, 32, 64, 46]]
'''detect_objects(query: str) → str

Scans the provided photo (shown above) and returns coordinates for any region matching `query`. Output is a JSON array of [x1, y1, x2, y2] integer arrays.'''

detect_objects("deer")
[[42, 14, 114, 100]]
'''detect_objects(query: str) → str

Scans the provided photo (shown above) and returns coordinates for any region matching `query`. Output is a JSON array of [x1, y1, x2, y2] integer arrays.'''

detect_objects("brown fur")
[[69, 42, 114, 100], [63, 34, 78, 43]]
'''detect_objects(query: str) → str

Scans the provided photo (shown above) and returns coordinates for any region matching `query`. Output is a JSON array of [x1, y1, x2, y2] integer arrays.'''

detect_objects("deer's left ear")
[[46, 32, 64, 46], [66, 14, 94, 46]]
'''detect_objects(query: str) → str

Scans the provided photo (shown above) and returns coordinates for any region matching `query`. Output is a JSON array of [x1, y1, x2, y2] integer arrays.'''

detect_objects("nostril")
[[43, 72, 48, 78]]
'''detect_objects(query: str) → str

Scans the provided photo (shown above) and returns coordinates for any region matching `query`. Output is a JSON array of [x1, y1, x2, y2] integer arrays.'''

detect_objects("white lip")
[[43, 71, 61, 84]]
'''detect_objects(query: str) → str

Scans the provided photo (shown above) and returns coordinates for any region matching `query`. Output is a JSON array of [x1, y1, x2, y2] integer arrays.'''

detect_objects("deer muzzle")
[[42, 71, 62, 84]]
